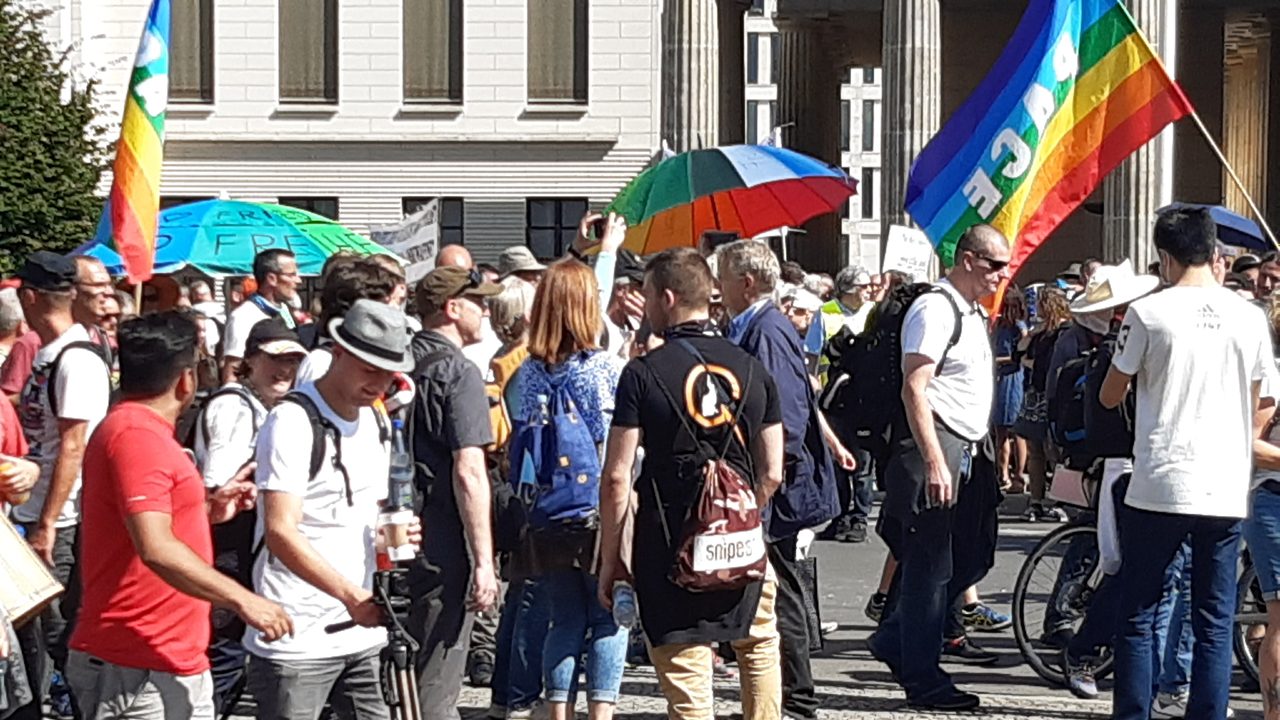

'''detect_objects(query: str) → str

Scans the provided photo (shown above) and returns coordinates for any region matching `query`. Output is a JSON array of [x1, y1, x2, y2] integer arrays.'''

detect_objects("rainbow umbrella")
[[605, 145, 857, 254], [76, 199, 400, 276]]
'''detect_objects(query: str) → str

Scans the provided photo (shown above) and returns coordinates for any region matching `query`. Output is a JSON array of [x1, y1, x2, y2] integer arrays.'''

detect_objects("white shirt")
[[223, 297, 290, 360], [194, 383, 267, 489], [245, 381, 389, 660], [900, 279, 994, 441], [1113, 285, 1272, 518], [13, 324, 111, 527]]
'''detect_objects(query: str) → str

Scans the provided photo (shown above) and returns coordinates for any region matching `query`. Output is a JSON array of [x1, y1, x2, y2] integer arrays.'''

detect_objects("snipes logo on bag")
[[691, 528, 765, 572]]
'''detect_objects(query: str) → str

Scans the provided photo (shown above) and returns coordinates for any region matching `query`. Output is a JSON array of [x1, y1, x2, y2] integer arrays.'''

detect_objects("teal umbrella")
[[76, 199, 400, 276]]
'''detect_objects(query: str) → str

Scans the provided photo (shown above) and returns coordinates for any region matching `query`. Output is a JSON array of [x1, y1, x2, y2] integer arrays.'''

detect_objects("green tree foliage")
[[0, 0, 111, 275]]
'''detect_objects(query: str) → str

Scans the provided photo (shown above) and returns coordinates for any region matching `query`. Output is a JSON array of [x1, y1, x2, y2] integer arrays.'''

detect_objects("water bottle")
[[612, 581, 638, 629], [378, 419, 416, 568]]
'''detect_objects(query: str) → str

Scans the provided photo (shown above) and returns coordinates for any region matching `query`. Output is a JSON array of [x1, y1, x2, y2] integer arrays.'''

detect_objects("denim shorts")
[[1244, 487, 1280, 600]]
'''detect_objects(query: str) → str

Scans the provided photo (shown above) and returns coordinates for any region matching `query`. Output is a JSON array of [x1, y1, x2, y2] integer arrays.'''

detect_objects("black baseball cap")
[[17, 251, 77, 292]]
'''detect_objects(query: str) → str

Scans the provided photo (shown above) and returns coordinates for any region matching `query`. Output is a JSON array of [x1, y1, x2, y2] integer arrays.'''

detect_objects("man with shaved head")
[[867, 224, 1010, 712]]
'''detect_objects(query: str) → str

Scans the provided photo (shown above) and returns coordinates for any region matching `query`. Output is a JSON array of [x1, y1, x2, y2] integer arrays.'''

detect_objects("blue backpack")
[[508, 373, 601, 533]]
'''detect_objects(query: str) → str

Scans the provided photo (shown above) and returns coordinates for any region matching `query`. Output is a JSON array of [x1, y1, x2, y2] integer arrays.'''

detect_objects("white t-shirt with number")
[[1113, 285, 1273, 518], [13, 324, 110, 527], [900, 279, 994, 441], [245, 381, 389, 660]]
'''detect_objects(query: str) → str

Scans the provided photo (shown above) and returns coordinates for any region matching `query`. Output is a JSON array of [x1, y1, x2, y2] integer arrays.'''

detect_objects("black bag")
[[819, 283, 963, 452]]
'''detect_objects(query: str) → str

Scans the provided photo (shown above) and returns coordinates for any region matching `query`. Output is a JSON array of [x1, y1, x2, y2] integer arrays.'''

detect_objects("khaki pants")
[[648, 578, 782, 720]]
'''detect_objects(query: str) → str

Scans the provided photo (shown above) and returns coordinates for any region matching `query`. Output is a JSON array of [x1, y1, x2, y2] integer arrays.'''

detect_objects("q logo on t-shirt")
[[682, 364, 742, 430]]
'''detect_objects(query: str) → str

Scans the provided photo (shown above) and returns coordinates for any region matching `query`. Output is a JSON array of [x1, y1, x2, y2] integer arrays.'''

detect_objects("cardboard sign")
[[371, 200, 440, 283], [881, 225, 935, 281]]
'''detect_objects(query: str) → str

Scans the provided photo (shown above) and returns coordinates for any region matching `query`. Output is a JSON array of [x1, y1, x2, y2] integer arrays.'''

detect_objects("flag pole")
[[1185, 109, 1280, 252]]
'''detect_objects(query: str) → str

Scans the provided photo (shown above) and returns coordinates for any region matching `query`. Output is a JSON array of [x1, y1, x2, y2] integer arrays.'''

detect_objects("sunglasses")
[[972, 253, 1010, 272]]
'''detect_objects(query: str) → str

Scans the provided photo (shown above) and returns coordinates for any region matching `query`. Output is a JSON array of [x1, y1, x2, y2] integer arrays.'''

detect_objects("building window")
[[170, 0, 213, 102], [526, 198, 587, 259], [749, 0, 765, 15], [861, 169, 874, 219], [280, 197, 339, 220], [841, 101, 851, 153], [862, 100, 877, 152], [279, 0, 338, 103], [769, 33, 781, 85], [402, 197, 466, 246], [404, 0, 463, 102], [862, 67, 875, 84], [159, 196, 212, 211], [528, 0, 588, 103], [747, 33, 761, 85]]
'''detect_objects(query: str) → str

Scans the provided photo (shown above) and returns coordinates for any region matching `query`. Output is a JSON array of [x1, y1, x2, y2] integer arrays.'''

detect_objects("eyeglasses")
[[972, 253, 1010, 272]]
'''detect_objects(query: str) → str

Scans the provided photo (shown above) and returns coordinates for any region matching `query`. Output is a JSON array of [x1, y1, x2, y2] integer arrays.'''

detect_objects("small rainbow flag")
[[102, 0, 170, 284], [905, 0, 1192, 274]]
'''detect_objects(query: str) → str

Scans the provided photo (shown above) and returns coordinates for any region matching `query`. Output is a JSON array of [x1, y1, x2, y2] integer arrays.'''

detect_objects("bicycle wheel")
[[1234, 561, 1265, 686], [1012, 522, 1115, 685]]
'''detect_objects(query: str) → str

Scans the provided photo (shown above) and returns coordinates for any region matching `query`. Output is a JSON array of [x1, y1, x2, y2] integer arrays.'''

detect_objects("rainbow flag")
[[905, 0, 1192, 273], [102, 0, 170, 283]]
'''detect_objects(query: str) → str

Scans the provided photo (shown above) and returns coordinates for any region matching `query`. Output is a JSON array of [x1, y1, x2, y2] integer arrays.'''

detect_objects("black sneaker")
[[842, 521, 868, 544], [907, 689, 981, 712], [941, 636, 999, 666]]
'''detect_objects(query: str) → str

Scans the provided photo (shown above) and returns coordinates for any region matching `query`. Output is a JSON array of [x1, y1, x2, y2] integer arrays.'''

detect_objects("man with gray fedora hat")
[[245, 298, 420, 720], [407, 266, 503, 720]]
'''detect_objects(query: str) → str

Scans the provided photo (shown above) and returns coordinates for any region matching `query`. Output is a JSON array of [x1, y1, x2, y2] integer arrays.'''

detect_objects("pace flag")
[[101, 0, 170, 283], [905, 0, 1192, 273]]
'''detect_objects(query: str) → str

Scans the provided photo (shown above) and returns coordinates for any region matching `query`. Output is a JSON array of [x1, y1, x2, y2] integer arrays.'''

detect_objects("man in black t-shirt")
[[599, 248, 786, 720]]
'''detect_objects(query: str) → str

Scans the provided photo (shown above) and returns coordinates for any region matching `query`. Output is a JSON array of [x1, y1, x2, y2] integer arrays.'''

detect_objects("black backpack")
[[818, 283, 963, 451], [1050, 336, 1134, 468]]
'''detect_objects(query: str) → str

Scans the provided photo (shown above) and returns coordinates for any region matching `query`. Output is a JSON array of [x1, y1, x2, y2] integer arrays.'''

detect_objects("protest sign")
[[371, 200, 440, 282]]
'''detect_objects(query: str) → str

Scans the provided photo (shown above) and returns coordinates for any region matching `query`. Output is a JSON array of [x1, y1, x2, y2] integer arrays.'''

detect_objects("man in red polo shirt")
[[68, 311, 292, 720]]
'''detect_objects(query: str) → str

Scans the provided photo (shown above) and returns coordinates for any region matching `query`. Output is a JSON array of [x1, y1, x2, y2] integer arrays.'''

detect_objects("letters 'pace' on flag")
[[101, 0, 170, 284], [904, 0, 1192, 274]]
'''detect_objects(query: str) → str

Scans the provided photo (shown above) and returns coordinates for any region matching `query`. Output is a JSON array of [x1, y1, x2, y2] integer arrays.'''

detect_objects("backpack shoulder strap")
[[46, 340, 109, 417], [278, 391, 336, 483], [199, 385, 260, 449]]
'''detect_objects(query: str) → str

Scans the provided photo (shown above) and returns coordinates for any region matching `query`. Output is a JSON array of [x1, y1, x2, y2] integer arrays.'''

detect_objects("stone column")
[[661, 0, 720, 153], [1102, 0, 1175, 268], [718, 0, 751, 145], [880, 0, 941, 248], [778, 21, 844, 270]]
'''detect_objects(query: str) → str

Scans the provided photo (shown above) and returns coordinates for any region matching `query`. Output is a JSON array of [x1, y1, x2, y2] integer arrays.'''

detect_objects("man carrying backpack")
[[717, 240, 846, 720], [867, 225, 1009, 712], [10, 251, 112, 720], [598, 247, 786, 720], [408, 267, 503, 720], [245, 299, 417, 719]]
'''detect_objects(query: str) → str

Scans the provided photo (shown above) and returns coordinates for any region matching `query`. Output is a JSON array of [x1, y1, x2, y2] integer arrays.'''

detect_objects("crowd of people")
[[0, 203, 1276, 720]]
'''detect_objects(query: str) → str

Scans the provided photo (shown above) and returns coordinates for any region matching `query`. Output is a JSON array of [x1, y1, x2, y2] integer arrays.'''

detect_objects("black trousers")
[[767, 537, 818, 719]]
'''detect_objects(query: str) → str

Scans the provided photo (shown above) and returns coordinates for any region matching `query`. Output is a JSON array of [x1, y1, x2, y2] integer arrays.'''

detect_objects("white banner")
[[881, 225, 935, 282], [371, 199, 440, 283]]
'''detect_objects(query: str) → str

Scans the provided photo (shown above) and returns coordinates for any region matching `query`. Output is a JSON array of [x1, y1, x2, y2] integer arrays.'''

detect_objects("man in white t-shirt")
[[221, 248, 301, 383], [1099, 208, 1273, 720], [11, 251, 112, 719], [868, 225, 1006, 713], [246, 300, 417, 719]]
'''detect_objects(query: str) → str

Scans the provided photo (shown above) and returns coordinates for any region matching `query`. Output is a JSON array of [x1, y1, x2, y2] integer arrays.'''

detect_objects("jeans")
[[13, 523, 79, 720], [67, 652, 213, 720], [1112, 502, 1240, 720], [1154, 543, 1194, 697], [869, 505, 967, 703], [542, 570, 627, 704], [246, 646, 384, 720], [648, 578, 781, 720], [491, 579, 549, 710], [767, 538, 818, 718]]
